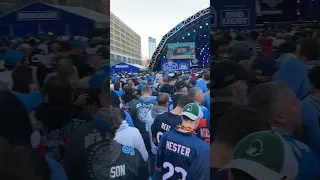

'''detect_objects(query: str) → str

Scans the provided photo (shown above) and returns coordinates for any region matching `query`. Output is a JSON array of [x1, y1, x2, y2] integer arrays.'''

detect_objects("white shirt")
[[114, 120, 149, 162], [146, 111, 157, 155]]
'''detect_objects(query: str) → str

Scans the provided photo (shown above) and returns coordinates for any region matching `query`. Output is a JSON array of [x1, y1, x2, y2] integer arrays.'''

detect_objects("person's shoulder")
[[119, 144, 144, 163]]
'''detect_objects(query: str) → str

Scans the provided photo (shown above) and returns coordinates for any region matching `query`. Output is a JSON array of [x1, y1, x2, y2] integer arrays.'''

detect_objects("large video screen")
[[166, 42, 195, 60]]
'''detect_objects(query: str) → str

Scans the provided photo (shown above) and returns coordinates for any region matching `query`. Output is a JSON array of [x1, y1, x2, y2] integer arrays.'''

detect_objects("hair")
[[176, 95, 194, 108], [187, 88, 202, 100], [11, 65, 34, 94], [141, 85, 151, 94], [109, 106, 124, 138], [204, 73, 210, 81], [0, 137, 51, 180], [214, 105, 270, 147], [44, 76, 72, 106], [299, 38, 320, 61], [211, 81, 246, 97], [278, 41, 296, 55], [158, 93, 169, 106], [247, 82, 292, 120], [123, 86, 133, 95], [114, 81, 121, 91], [231, 169, 256, 180]]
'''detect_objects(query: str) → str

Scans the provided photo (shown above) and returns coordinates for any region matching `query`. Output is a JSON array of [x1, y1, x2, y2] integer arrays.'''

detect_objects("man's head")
[[222, 131, 298, 180], [56, 58, 75, 79], [298, 38, 320, 63], [212, 60, 253, 103], [157, 93, 169, 108], [247, 82, 302, 132], [44, 76, 72, 106], [251, 55, 276, 82], [176, 95, 194, 109], [70, 39, 85, 55], [214, 105, 270, 147], [141, 85, 152, 96], [187, 87, 204, 104], [88, 46, 109, 68], [180, 103, 204, 129], [174, 81, 188, 95]]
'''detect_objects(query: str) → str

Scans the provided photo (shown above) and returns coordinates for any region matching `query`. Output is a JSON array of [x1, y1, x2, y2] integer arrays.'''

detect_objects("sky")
[[110, 0, 210, 59]]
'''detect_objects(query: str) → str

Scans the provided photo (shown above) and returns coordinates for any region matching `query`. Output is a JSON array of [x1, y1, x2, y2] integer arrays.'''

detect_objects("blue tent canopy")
[[110, 62, 140, 73], [0, 1, 95, 37]]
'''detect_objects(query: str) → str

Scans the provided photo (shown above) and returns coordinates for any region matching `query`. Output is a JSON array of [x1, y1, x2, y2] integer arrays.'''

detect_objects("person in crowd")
[[130, 85, 156, 154], [221, 131, 299, 180], [121, 85, 136, 112], [274, 45, 320, 158], [196, 72, 209, 93], [247, 82, 320, 180], [171, 81, 188, 109], [185, 148, 210, 180], [113, 107, 148, 162], [146, 92, 169, 176], [298, 38, 320, 69], [154, 103, 209, 180], [11, 64, 38, 93], [0, 137, 51, 180], [276, 41, 297, 68], [181, 74, 190, 84], [211, 60, 254, 141], [36, 76, 91, 161], [210, 105, 271, 179], [189, 78, 197, 88], [248, 55, 277, 92], [64, 79, 149, 180], [0, 90, 68, 179]]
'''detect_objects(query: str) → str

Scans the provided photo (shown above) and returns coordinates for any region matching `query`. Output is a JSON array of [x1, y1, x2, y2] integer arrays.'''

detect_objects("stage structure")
[[149, 7, 210, 71]]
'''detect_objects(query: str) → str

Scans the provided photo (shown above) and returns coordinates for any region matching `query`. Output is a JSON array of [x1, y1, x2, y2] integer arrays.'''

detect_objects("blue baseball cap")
[[70, 39, 85, 49], [111, 77, 118, 83], [147, 76, 154, 82], [3, 50, 24, 64], [89, 64, 110, 88], [10, 91, 42, 111]]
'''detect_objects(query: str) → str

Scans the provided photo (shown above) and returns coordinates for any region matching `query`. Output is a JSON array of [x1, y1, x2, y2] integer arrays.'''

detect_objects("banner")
[[166, 42, 195, 60], [17, 11, 61, 21], [211, 0, 256, 29], [161, 59, 190, 72]]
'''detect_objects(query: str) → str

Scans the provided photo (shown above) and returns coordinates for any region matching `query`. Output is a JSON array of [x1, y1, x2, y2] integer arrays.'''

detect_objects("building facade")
[[148, 37, 156, 59], [110, 12, 142, 65], [0, 0, 107, 15]]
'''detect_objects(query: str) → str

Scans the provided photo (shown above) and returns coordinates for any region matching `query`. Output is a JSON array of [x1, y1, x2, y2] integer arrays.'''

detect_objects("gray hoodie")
[[151, 104, 168, 119]]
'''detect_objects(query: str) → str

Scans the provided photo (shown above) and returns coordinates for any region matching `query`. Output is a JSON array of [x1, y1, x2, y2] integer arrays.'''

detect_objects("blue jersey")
[[186, 149, 210, 180], [283, 135, 320, 180], [156, 129, 209, 180]]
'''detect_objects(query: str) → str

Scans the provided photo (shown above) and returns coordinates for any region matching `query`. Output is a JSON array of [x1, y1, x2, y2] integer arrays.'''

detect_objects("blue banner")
[[211, 0, 256, 29], [161, 59, 190, 72]]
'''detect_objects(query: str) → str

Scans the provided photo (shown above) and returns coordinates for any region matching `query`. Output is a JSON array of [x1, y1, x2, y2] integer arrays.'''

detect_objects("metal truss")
[[148, 7, 210, 70]]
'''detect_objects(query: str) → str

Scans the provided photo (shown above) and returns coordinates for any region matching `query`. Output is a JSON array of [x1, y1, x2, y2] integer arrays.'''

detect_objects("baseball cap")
[[180, 103, 204, 120], [10, 91, 42, 111], [159, 84, 173, 94], [89, 60, 110, 88], [70, 39, 85, 49], [212, 60, 255, 89], [221, 131, 298, 180], [181, 74, 190, 81], [251, 55, 277, 76], [174, 81, 188, 91], [189, 79, 197, 86], [3, 50, 24, 64]]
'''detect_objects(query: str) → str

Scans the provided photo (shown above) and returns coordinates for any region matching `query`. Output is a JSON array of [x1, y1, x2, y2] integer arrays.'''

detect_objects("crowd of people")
[[109, 70, 211, 179], [210, 28, 320, 180]]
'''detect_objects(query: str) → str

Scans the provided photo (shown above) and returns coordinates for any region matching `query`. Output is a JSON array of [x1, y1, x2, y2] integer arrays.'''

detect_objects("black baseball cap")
[[212, 60, 255, 89], [251, 55, 276, 76], [174, 81, 188, 91]]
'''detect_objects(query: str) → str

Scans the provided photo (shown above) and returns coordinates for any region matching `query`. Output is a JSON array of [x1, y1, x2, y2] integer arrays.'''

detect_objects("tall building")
[[148, 37, 156, 59], [0, 0, 107, 15], [110, 12, 142, 65]]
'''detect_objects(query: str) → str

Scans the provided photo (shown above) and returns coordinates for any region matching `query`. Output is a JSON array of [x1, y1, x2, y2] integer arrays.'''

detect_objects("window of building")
[[115, 42, 120, 47]]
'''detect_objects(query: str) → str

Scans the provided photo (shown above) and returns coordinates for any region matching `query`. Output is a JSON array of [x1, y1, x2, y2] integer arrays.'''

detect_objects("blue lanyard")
[[92, 114, 110, 132]]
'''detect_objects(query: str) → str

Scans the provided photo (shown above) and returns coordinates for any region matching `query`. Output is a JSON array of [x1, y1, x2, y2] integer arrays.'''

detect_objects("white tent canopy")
[[127, 63, 148, 72]]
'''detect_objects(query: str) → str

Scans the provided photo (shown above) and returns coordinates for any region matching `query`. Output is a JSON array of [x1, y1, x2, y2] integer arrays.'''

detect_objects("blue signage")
[[211, 0, 256, 29], [17, 11, 61, 21], [161, 59, 190, 72]]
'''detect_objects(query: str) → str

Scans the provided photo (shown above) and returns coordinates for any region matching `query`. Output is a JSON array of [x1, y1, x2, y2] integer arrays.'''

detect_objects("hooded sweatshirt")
[[274, 57, 320, 158], [305, 94, 320, 114], [146, 104, 168, 155], [130, 96, 156, 154], [114, 120, 148, 162]]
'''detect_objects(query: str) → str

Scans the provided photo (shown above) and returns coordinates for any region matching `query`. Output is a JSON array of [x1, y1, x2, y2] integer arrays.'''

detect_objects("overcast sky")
[[111, 0, 209, 59]]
